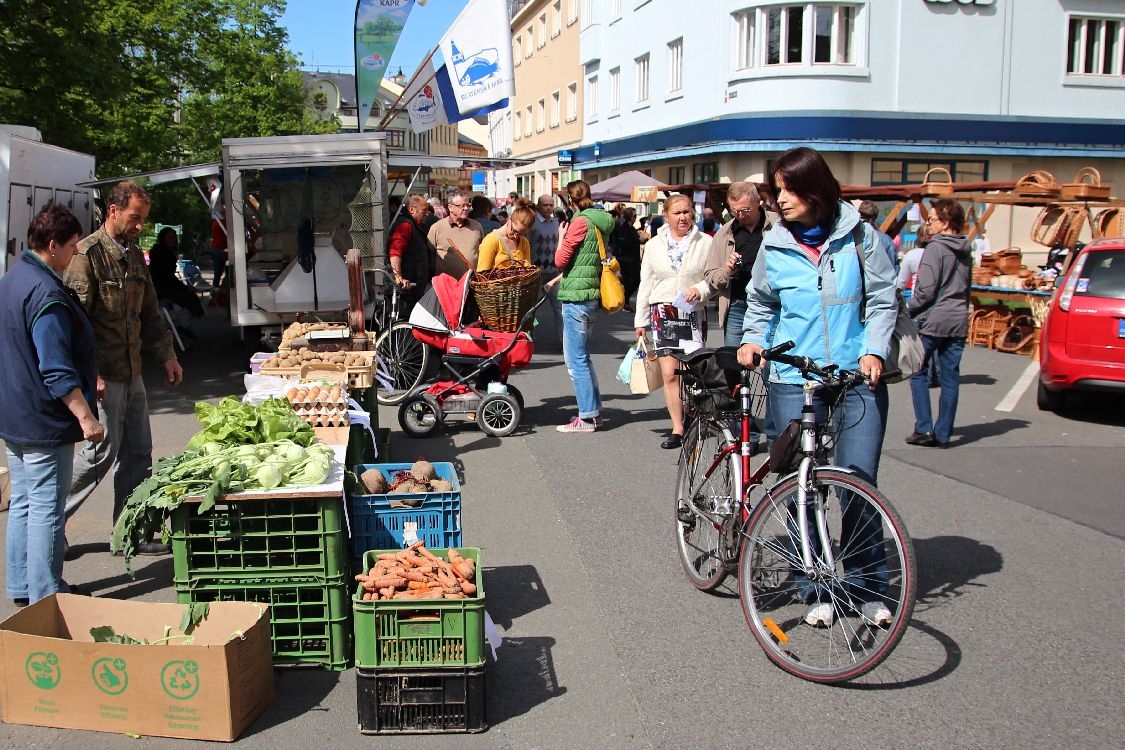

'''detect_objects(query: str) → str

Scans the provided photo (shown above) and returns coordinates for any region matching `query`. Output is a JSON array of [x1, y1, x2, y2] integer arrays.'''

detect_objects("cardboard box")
[[0, 594, 275, 741]]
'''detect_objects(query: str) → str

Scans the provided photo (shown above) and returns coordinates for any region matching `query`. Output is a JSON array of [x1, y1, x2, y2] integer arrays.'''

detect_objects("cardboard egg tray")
[[285, 379, 350, 428]]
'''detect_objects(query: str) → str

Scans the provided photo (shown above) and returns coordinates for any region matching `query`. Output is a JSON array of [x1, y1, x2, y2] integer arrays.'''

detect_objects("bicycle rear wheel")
[[374, 321, 432, 406], [738, 468, 916, 683], [674, 418, 739, 591]]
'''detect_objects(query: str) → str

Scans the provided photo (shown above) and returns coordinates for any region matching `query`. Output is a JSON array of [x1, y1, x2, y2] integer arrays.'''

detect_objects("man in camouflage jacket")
[[63, 181, 183, 555]]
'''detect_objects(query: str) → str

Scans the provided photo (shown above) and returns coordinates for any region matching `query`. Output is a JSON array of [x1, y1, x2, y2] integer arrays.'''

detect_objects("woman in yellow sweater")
[[476, 199, 535, 271]]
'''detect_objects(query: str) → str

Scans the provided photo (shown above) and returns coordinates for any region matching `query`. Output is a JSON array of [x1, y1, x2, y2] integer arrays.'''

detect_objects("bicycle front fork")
[[796, 388, 835, 576]]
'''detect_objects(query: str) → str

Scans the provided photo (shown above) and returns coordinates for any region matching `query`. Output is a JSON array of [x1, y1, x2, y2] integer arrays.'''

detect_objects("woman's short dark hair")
[[929, 198, 966, 233], [156, 226, 178, 246], [767, 147, 841, 228], [566, 180, 594, 211], [27, 203, 82, 251]]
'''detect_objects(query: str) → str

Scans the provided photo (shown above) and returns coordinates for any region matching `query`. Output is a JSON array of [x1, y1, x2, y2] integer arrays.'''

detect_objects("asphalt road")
[[2, 304, 1123, 749]]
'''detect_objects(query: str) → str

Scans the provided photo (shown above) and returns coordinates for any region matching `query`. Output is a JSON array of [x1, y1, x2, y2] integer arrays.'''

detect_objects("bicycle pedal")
[[676, 505, 696, 526]]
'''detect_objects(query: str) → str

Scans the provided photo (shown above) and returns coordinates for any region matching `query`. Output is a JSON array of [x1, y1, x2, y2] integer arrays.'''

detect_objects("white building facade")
[[571, 0, 1125, 251]]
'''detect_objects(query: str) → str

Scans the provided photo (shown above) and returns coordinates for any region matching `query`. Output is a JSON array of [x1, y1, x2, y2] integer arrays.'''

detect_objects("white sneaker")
[[861, 601, 893, 627], [556, 417, 597, 433], [804, 602, 835, 627]]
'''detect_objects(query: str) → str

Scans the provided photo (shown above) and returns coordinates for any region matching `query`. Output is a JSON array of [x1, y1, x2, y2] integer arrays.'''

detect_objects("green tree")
[[0, 0, 334, 177]]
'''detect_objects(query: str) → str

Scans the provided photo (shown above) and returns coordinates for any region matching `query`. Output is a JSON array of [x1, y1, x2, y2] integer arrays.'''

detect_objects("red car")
[[1038, 238, 1125, 411]]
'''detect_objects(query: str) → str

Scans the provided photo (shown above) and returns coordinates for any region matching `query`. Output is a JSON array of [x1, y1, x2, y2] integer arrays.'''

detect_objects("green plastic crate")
[[171, 495, 349, 579], [347, 425, 392, 467], [177, 576, 352, 670], [353, 548, 485, 669]]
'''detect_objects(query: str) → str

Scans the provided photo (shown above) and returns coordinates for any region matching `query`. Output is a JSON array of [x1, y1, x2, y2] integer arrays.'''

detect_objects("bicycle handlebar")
[[760, 341, 868, 389]]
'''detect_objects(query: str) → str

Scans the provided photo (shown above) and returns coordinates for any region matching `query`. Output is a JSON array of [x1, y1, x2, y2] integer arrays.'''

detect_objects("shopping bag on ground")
[[630, 338, 663, 395]]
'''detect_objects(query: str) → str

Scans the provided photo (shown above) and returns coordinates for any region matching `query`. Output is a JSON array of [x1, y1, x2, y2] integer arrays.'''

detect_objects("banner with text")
[[438, 0, 515, 115], [354, 0, 415, 132]]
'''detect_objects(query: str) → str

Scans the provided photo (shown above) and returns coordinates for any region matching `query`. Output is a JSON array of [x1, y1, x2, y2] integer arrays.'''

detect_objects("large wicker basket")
[[469, 260, 541, 333]]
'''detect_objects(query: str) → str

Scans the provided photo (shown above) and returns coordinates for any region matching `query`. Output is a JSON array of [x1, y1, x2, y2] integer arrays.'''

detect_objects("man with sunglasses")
[[426, 190, 483, 278]]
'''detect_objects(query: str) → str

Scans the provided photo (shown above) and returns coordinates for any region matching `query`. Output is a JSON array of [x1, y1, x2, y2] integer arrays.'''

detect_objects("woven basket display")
[[469, 260, 541, 333], [996, 252, 1023, 275], [920, 167, 954, 197], [1095, 208, 1124, 239], [1015, 170, 1061, 198], [972, 267, 997, 286], [1061, 167, 1111, 200], [994, 315, 1038, 354], [1032, 207, 1085, 248], [969, 309, 1012, 349]]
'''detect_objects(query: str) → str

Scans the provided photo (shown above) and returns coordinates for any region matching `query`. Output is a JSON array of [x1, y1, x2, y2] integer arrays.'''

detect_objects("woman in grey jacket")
[[905, 198, 973, 448]]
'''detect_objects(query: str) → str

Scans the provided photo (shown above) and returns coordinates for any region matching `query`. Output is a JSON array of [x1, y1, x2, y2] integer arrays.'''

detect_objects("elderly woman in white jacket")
[[633, 194, 714, 448]]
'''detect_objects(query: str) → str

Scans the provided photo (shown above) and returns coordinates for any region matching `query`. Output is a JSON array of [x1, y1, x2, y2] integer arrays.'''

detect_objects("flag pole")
[[376, 45, 440, 131]]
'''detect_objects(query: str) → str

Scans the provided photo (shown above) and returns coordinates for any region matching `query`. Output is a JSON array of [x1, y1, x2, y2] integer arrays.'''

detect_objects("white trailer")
[[1, 125, 96, 277]]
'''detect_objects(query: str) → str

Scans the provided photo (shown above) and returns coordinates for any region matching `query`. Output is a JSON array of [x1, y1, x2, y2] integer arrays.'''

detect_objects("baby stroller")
[[399, 271, 546, 438]]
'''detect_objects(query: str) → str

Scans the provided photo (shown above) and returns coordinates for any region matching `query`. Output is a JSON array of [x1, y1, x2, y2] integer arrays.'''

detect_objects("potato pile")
[[280, 321, 346, 348], [261, 348, 371, 370], [359, 460, 453, 505], [355, 542, 478, 601]]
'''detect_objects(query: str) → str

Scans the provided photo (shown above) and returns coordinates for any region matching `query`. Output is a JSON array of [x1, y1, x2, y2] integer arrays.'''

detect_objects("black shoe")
[[13, 597, 29, 608], [661, 433, 684, 450], [932, 440, 951, 449], [135, 541, 172, 556], [905, 431, 937, 446]]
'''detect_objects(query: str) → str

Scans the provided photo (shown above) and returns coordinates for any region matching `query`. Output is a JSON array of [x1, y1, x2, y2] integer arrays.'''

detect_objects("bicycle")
[[369, 267, 432, 406], [673, 342, 917, 683]]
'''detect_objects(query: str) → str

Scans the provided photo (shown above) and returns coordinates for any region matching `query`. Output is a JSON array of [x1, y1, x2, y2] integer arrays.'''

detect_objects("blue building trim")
[[573, 112, 1125, 168]]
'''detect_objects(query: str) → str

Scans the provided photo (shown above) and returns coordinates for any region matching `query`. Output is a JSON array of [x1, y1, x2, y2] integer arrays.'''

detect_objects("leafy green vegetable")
[[186, 397, 313, 450], [90, 626, 147, 645], [180, 602, 210, 634]]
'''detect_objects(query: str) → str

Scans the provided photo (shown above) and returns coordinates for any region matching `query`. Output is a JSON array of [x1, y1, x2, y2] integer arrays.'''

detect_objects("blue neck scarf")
[[789, 222, 829, 247]]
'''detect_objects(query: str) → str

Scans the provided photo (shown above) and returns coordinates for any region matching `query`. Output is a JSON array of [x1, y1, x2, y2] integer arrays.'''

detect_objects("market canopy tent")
[[589, 170, 668, 202]]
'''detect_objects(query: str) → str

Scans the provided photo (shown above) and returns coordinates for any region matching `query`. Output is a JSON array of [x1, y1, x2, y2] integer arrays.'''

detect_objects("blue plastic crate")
[[349, 463, 462, 557]]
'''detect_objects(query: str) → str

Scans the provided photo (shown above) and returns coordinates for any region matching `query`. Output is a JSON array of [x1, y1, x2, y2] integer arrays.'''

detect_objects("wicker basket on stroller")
[[470, 260, 542, 333]]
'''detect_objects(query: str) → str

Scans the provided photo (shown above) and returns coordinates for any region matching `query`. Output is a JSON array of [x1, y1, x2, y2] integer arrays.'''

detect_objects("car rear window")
[[1077, 250, 1125, 300]]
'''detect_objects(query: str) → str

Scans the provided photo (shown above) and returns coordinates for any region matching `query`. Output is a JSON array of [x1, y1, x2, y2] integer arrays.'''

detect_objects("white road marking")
[[995, 361, 1040, 412]]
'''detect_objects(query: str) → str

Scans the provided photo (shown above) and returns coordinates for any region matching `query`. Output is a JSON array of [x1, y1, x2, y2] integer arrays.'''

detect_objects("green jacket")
[[558, 208, 614, 303]]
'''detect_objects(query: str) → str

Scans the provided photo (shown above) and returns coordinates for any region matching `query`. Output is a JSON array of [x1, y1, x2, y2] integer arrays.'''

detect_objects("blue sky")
[[280, 0, 470, 77]]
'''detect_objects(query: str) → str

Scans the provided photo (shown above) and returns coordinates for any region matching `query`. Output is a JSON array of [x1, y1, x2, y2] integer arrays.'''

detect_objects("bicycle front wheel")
[[738, 468, 916, 683], [374, 321, 432, 406], [674, 418, 739, 591]]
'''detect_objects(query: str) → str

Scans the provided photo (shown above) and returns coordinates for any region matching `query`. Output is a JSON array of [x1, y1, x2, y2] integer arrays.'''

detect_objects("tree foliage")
[[0, 0, 336, 177]]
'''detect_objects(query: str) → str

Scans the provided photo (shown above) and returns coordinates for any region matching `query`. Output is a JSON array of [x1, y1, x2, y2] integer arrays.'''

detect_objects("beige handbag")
[[0, 467, 9, 512], [630, 338, 663, 395]]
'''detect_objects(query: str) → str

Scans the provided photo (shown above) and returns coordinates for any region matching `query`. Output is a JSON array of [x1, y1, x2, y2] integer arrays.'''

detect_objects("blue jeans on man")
[[909, 335, 965, 445], [561, 300, 602, 420], [767, 381, 890, 604], [6, 444, 75, 604]]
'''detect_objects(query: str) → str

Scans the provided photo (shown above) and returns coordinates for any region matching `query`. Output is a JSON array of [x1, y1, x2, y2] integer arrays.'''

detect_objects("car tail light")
[[1057, 254, 1088, 312]]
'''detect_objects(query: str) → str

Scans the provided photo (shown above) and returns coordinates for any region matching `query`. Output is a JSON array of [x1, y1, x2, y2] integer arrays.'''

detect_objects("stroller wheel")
[[478, 393, 521, 438], [399, 393, 442, 438], [375, 322, 433, 406], [505, 384, 525, 411]]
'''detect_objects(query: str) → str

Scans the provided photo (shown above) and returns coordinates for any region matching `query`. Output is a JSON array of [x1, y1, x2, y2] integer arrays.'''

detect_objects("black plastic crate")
[[356, 666, 486, 734]]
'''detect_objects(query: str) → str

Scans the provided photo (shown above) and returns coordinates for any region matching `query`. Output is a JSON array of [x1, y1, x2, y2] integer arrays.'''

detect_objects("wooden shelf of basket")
[[1061, 167, 1111, 201]]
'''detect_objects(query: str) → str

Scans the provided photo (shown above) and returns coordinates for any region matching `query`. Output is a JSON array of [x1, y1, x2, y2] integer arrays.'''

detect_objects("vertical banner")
[[355, 0, 416, 132], [438, 0, 515, 115]]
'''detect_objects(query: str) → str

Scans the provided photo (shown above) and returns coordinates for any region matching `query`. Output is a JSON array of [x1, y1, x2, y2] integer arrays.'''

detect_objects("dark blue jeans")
[[768, 381, 890, 604], [909, 335, 965, 444]]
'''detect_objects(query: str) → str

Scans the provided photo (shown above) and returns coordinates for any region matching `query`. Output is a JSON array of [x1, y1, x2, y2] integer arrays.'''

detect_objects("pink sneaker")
[[556, 416, 597, 433]]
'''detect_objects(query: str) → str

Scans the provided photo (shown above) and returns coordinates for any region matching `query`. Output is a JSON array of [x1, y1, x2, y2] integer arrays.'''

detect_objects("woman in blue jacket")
[[0, 204, 104, 606], [736, 147, 897, 628]]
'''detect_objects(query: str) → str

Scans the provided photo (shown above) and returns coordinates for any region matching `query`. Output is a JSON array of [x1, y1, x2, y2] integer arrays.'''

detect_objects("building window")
[[734, 10, 755, 69], [871, 159, 989, 186], [553, 1, 562, 37], [586, 74, 598, 119], [668, 166, 685, 184], [1067, 15, 1124, 76], [537, 98, 546, 131], [668, 38, 683, 93], [635, 54, 650, 103], [567, 82, 578, 121], [526, 25, 534, 57], [609, 67, 621, 112], [568, 0, 579, 26], [513, 111, 522, 140], [525, 105, 533, 136], [551, 90, 561, 127], [761, 3, 857, 67], [514, 36, 521, 66], [385, 129, 405, 148], [610, 0, 621, 20], [539, 14, 548, 48], [581, 0, 593, 29], [692, 161, 718, 183]]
